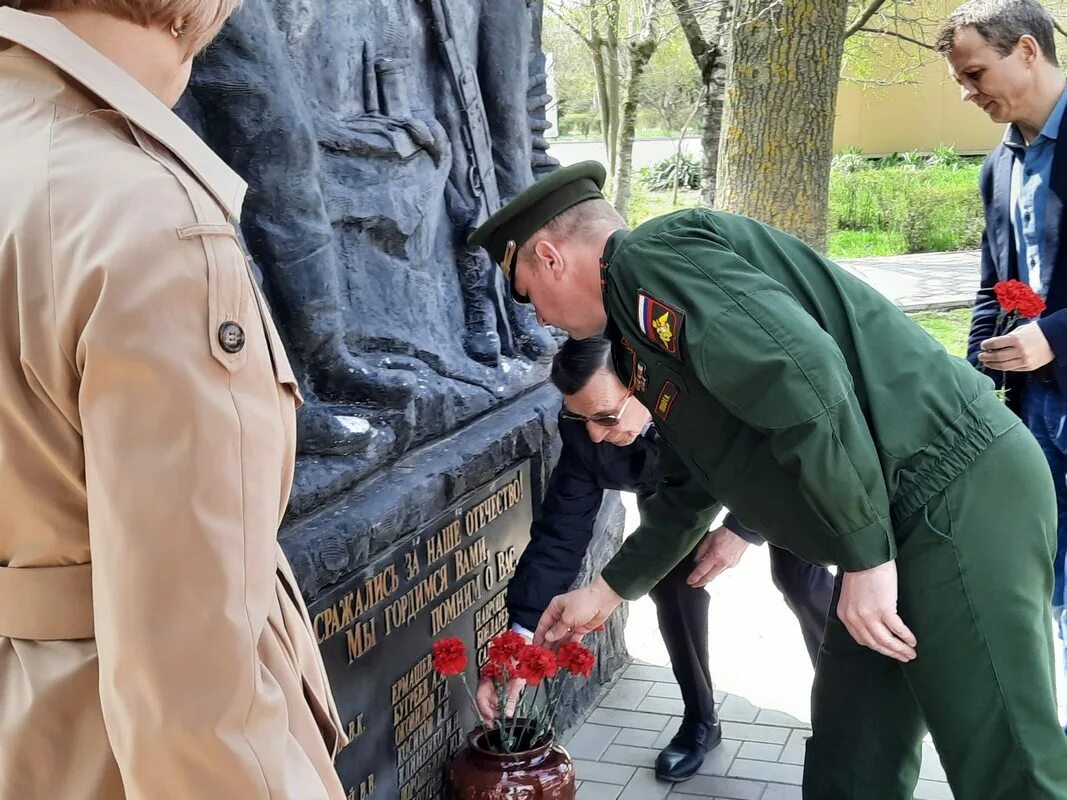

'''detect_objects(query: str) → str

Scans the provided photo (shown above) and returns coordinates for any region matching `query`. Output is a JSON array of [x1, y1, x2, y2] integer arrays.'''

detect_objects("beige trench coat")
[[0, 9, 347, 799]]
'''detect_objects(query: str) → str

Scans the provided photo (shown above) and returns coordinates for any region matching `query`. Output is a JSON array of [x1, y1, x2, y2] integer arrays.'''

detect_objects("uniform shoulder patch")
[[637, 291, 684, 355]]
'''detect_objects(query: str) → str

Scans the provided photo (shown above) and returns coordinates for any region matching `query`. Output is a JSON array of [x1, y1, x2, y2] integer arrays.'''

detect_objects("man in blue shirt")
[[940, 0, 1067, 710]]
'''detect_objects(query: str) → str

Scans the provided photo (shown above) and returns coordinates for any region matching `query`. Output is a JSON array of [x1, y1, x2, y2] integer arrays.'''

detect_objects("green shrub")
[[638, 153, 702, 192], [627, 182, 702, 228], [558, 111, 600, 138], [927, 144, 962, 169], [831, 146, 871, 173], [829, 164, 983, 254], [900, 151, 928, 170]]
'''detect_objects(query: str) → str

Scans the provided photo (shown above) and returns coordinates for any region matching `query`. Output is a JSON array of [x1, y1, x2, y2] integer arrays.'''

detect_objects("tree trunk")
[[668, 0, 732, 207], [673, 101, 701, 205], [614, 36, 657, 220], [590, 35, 612, 151], [700, 59, 726, 206], [603, 1, 622, 185], [716, 0, 849, 252]]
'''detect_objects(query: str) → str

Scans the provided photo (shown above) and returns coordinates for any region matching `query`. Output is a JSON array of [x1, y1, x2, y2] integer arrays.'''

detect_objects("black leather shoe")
[[654, 718, 722, 782]]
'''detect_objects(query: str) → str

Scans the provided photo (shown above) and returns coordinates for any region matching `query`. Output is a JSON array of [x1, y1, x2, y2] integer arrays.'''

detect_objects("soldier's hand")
[[687, 526, 750, 587], [838, 560, 917, 662], [476, 676, 525, 724], [979, 323, 1054, 372], [534, 577, 623, 646]]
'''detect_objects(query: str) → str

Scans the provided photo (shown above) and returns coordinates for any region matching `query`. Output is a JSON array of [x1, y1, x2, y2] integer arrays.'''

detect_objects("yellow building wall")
[[830, 0, 1067, 156], [833, 62, 1004, 156]]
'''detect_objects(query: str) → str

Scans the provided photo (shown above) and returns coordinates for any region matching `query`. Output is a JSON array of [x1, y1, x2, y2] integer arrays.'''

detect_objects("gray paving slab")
[[618, 767, 672, 800], [601, 679, 655, 711], [624, 663, 679, 683], [648, 682, 683, 700], [638, 695, 687, 717], [599, 743, 658, 769], [718, 695, 760, 723], [577, 781, 623, 800], [614, 727, 660, 748], [669, 774, 766, 799], [571, 674, 958, 799], [914, 779, 955, 800], [727, 757, 803, 785], [696, 739, 742, 777], [737, 741, 783, 762], [567, 723, 623, 761], [762, 785, 803, 800], [588, 707, 675, 732], [574, 759, 636, 785], [838, 250, 979, 311]]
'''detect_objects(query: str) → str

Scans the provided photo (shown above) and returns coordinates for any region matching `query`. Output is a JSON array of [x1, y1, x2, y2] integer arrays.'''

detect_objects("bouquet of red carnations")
[[432, 631, 596, 753]]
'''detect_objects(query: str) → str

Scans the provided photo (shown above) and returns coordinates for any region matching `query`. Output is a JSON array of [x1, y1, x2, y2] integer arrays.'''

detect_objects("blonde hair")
[[16, 0, 241, 54]]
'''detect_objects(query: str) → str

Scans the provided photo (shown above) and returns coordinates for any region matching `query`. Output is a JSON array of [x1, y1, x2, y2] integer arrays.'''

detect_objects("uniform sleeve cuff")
[[834, 518, 896, 572], [724, 512, 764, 545], [600, 562, 652, 602]]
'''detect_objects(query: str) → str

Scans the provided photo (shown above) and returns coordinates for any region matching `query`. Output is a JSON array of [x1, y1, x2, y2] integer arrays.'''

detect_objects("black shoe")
[[654, 718, 722, 782]]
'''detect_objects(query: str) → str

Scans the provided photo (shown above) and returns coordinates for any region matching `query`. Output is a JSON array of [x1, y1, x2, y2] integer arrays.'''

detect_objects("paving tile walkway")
[[837, 250, 979, 311], [563, 662, 952, 800], [560, 499, 959, 800]]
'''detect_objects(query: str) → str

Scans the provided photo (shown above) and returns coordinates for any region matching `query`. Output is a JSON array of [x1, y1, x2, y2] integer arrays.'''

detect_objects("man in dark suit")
[[940, 0, 1067, 684], [476, 337, 834, 782]]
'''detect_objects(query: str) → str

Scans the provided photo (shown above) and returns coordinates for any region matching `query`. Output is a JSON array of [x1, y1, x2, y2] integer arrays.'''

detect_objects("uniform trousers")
[[805, 423, 1067, 799]]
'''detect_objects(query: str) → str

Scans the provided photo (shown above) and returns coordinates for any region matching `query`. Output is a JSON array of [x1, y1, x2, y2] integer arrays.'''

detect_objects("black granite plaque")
[[309, 462, 532, 800]]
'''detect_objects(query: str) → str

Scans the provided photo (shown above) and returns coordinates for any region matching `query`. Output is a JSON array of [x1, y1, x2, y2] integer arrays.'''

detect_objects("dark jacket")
[[971, 125, 1067, 410], [507, 418, 757, 631]]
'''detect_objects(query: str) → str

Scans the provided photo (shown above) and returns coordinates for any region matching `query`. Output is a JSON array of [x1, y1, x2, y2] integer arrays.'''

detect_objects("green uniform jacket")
[[600, 208, 1017, 600]]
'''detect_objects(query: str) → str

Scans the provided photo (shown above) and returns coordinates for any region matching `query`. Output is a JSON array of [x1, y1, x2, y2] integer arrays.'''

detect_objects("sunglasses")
[[560, 393, 635, 427]]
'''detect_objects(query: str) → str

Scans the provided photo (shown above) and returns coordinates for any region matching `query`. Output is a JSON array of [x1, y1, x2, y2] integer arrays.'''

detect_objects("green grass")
[[827, 229, 908, 259], [626, 184, 702, 228], [829, 164, 983, 256], [630, 163, 985, 259], [908, 308, 972, 358]]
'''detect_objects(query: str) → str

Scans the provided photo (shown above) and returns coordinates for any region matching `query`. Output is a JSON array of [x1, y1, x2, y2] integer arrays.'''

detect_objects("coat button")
[[218, 321, 245, 354]]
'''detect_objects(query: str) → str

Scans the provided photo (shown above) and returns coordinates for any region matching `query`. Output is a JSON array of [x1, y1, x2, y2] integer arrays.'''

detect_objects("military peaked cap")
[[469, 160, 607, 302]]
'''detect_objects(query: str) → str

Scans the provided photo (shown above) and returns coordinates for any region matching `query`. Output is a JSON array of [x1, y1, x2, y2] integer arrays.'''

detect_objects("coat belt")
[[0, 563, 94, 640]]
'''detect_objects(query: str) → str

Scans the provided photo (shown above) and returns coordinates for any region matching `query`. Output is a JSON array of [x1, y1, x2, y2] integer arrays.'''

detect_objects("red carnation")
[[488, 631, 527, 668], [557, 641, 596, 678], [481, 662, 504, 681], [432, 637, 468, 676], [994, 279, 1046, 320], [514, 644, 558, 686]]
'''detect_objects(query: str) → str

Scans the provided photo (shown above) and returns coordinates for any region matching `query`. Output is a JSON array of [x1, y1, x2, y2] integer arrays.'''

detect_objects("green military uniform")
[[471, 163, 1067, 799]]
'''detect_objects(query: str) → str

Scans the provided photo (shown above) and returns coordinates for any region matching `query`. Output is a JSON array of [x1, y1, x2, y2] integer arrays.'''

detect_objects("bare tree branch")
[[545, 1, 595, 49], [845, 0, 889, 38], [857, 26, 936, 50]]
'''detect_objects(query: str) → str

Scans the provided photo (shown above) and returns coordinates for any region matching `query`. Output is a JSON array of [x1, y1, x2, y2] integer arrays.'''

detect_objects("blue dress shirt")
[[1007, 87, 1067, 297]]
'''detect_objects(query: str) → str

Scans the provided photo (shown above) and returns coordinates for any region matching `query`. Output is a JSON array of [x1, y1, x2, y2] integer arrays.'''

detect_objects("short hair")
[[550, 337, 613, 396], [17, 0, 241, 55], [519, 198, 626, 262], [937, 0, 1058, 66]]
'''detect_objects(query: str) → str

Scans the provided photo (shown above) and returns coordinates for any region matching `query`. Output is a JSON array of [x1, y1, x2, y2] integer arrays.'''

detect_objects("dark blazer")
[[507, 419, 758, 631], [970, 121, 1067, 408]]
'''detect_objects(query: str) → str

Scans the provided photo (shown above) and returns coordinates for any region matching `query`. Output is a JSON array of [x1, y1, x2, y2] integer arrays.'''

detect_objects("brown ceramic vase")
[[448, 721, 576, 799]]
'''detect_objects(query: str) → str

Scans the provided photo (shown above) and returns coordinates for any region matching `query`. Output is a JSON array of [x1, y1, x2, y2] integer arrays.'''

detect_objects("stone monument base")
[[281, 386, 628, 798]]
